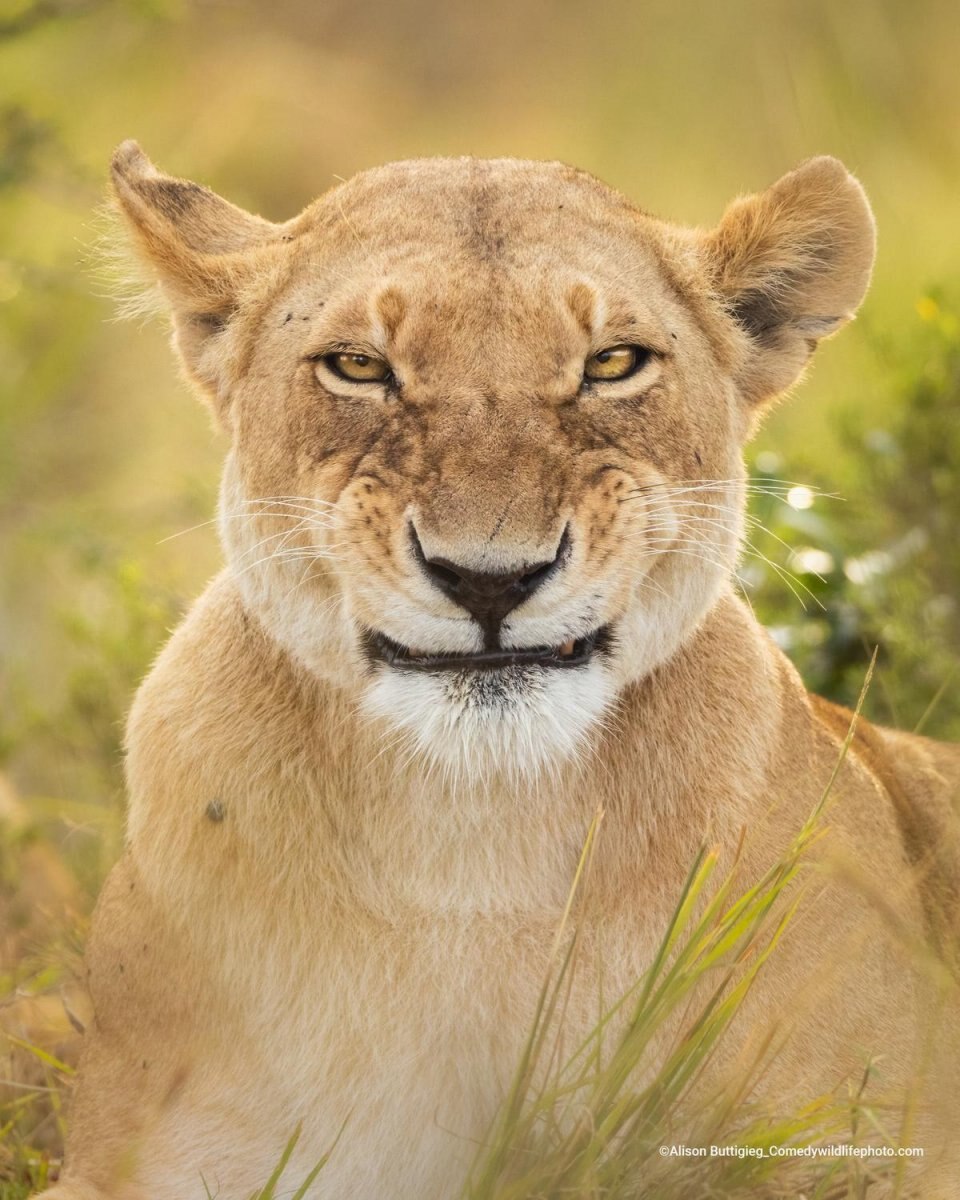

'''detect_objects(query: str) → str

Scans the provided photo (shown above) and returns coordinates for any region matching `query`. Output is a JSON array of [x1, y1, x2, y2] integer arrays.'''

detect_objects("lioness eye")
[[584, 345, 650, 381], [322, 352, 392, 383]]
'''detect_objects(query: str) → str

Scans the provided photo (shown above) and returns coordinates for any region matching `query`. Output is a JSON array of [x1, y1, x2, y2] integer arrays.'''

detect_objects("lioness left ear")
[[702, 156, 876, 406]]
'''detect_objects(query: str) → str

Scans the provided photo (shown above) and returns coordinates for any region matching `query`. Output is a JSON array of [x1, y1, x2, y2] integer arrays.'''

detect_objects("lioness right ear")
[[701, 156, 876, 407], [110, 141, 281, 405]]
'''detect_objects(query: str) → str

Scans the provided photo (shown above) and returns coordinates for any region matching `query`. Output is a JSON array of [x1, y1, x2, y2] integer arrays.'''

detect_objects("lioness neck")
[[125, 573, 787, 919]]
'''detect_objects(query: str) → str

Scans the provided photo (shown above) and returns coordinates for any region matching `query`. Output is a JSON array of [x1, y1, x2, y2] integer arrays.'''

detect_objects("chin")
[[358, 646, 619, 787]]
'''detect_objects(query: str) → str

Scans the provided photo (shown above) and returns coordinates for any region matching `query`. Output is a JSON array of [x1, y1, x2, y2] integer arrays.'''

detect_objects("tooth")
[[559, 639, 575, 657]]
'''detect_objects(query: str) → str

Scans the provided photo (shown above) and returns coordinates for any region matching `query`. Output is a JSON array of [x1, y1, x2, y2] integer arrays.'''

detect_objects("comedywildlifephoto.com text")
[[659, 1144, 926, 1160]]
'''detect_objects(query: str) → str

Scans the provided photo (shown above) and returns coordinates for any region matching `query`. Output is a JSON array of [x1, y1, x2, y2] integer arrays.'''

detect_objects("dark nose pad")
[[411, 525, 570, 646]]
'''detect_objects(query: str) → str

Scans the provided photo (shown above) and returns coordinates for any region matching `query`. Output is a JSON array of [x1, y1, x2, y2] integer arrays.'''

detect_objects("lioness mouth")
[[363, 627, 609, 672]]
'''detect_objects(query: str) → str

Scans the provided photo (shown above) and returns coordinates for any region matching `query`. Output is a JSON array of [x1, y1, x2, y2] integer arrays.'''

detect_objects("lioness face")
[[112, 147, 874, 779]]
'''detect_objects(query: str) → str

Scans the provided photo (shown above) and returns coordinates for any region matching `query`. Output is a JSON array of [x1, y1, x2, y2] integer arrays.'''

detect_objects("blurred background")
[[1, 0, 959, 1190]]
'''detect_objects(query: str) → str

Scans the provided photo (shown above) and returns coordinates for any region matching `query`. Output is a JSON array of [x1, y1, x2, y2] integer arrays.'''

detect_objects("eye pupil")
[[319, 351, 392, 384], [584, 344, 650, 381]]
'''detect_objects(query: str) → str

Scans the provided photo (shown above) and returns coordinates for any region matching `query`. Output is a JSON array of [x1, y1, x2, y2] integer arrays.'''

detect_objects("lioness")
[[46, 145, 959, 1199]]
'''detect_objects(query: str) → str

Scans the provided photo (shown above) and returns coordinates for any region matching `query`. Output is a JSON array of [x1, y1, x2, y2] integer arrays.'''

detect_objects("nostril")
[[520, 560, 556, 591], [410, 524, 462, 591], [518, 525, 570, 593], [425, 559, 461, 591]]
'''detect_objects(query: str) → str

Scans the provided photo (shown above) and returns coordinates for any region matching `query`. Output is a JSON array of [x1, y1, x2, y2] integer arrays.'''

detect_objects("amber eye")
[[583, 345, 650, 381], [321, 352, 392, 384]]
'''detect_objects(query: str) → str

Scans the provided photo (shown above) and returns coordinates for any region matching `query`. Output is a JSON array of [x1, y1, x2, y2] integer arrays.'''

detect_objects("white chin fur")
[[360, 659, 617, 786]]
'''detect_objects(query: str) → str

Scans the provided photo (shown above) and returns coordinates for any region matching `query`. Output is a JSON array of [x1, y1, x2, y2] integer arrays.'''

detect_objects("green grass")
[[200, 1124, 341, 1200]]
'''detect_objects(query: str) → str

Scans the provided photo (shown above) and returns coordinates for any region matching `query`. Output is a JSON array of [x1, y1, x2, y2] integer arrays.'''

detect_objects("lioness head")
[[112, 144, 874, 780]]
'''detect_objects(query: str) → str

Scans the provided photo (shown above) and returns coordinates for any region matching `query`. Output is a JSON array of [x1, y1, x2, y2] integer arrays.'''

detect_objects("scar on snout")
[[205, 799, 226, 823]]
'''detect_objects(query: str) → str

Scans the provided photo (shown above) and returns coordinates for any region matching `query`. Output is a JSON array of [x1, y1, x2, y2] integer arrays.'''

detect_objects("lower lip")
[[363, 628, 609, 673]]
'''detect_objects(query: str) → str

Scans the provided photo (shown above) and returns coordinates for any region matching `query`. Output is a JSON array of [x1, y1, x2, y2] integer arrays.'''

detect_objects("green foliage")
[[0, 1031, 71, 1199], [2, 543, 181, 893], [35, 553, 180, 783], [745, 296, 960, 740], [235, 1124, 342, 1200]]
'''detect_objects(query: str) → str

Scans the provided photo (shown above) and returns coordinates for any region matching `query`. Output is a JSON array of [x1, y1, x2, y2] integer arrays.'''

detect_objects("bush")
[[746, 294, 960, 741]]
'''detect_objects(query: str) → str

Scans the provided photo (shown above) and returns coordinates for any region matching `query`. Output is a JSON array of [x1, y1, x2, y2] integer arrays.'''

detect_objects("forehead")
[[299, 157, 642, 251], [279, 157, 684, 342]]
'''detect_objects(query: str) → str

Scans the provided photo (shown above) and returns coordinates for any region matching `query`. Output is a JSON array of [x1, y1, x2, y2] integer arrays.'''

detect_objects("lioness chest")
[[90, 850, 664, 1200], [98, 592, 675, 1196], [81, 583, 926, 1198]]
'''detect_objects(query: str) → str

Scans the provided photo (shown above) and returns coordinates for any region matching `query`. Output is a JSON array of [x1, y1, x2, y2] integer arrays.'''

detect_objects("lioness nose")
[[411, 525, 569, 636]]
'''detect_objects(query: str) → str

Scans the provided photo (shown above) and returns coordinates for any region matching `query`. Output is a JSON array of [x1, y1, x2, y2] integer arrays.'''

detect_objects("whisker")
[[638, 506, 828, 593], [228, 517, 325, 569], [622, 474, 836, 493], [238, 496, 339, 514], [157, 516, 221, 544], [158, 500, 340, 546], [633, 546, 733, 575], [620, 478, 840, 505], [239, 493, 339, 506], [227, 540, 361, 583], [638, 529, 823, 611], [640, 515, 741, 538]]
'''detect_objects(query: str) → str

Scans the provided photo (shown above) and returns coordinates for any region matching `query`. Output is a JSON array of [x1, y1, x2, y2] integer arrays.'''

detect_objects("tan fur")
[[46, 145, 960, 1199]]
